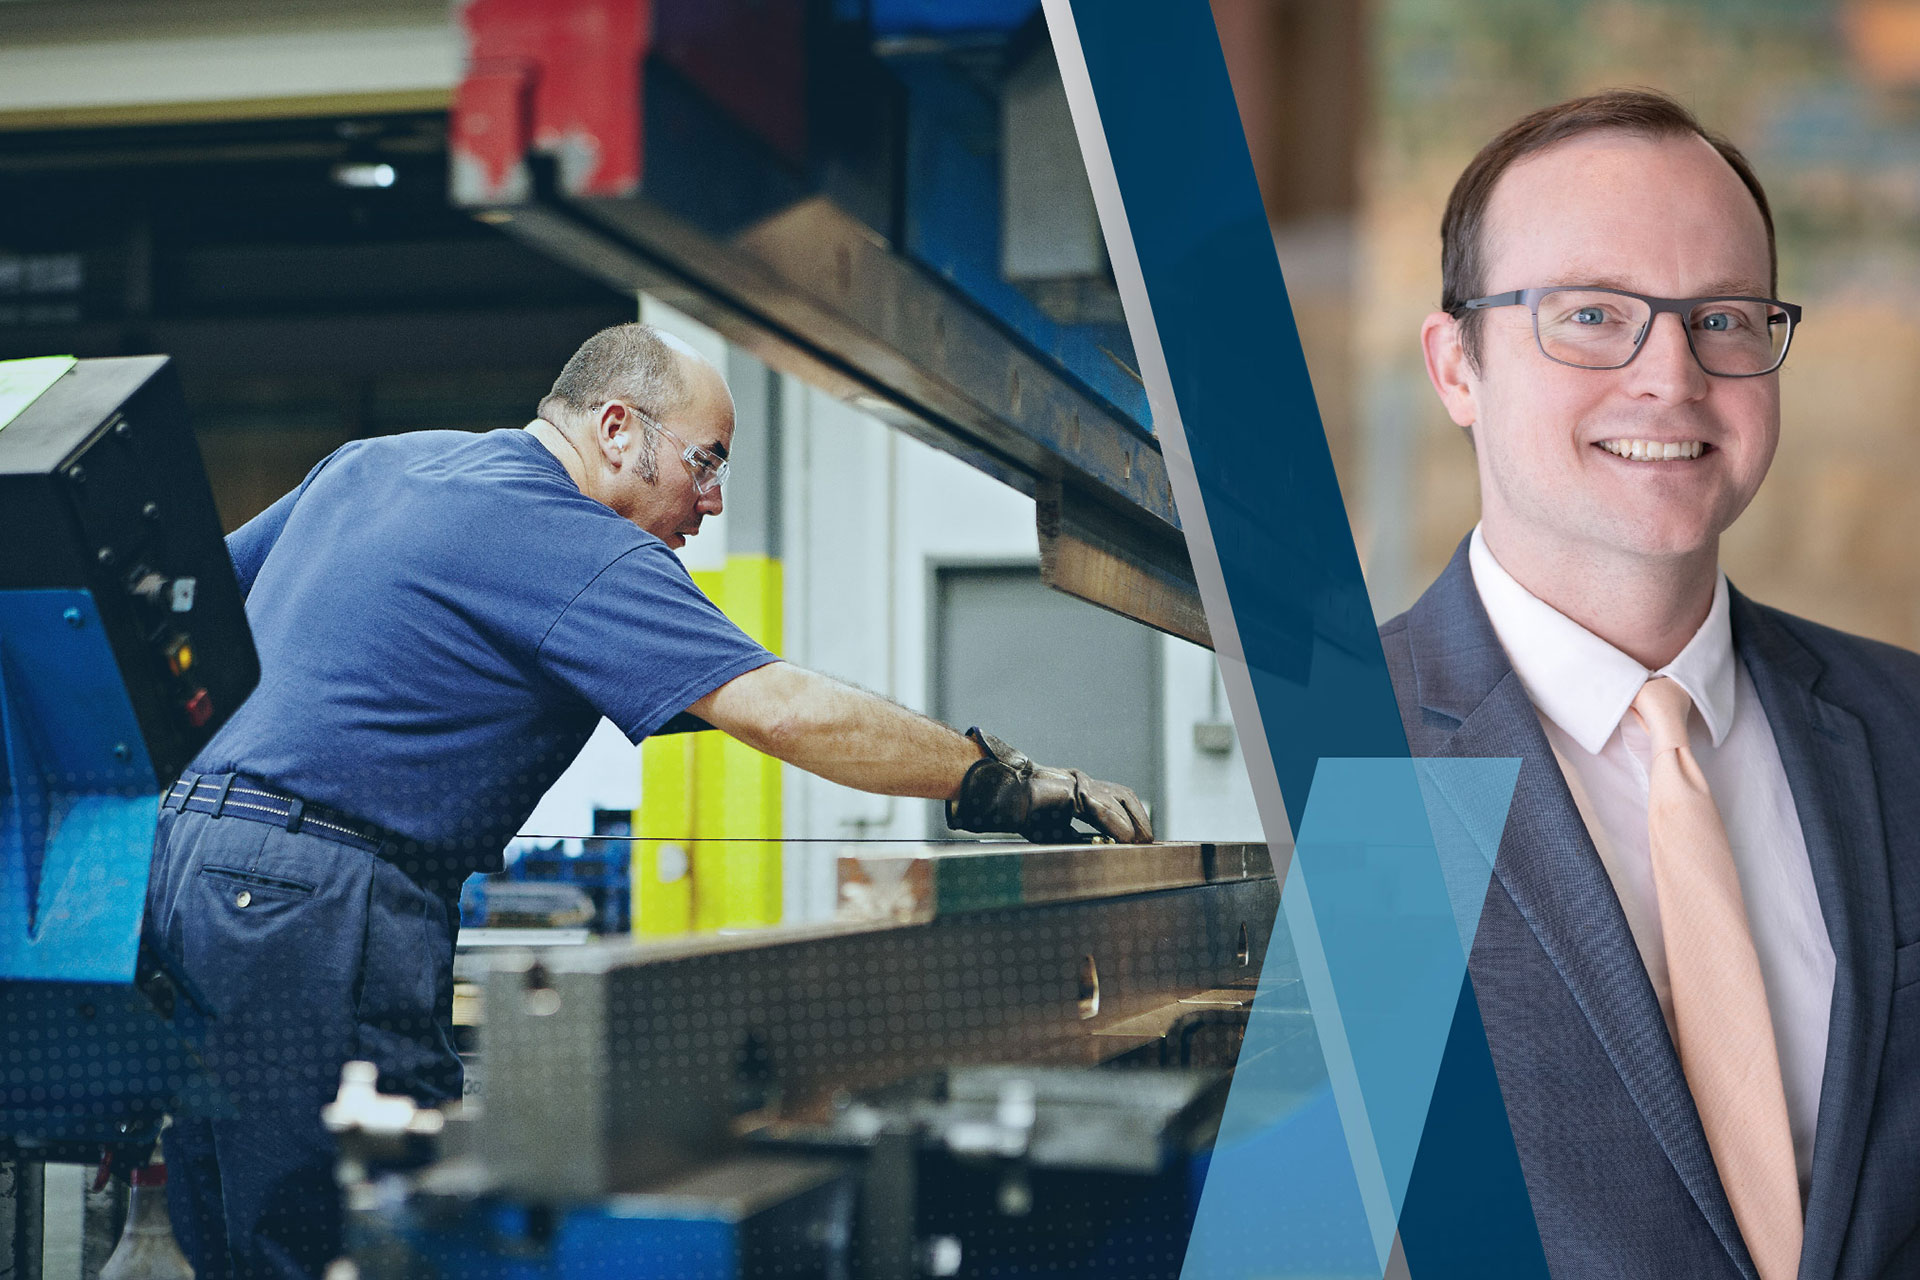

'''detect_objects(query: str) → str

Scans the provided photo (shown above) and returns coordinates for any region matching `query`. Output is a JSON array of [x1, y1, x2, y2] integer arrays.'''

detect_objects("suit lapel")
[[1731, 594, 1896, 1280], [1406, 543, 1757, 1278]]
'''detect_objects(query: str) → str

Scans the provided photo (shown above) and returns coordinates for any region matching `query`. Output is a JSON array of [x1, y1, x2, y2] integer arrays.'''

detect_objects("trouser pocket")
[[353, 857, 462, 1104], [153, 812, 373, 1113]]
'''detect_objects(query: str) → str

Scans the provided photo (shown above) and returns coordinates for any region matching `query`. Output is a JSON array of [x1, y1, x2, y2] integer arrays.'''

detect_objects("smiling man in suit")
[[1383, 89, 1920, 1279]]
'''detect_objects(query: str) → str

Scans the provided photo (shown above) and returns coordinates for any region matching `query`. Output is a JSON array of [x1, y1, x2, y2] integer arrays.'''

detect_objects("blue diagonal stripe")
[[1045, 2, 1549, 1275]]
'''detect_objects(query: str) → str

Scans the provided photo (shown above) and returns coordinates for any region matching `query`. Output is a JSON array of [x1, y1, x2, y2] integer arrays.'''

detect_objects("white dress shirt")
[[1467, 526, 1835, 1196]]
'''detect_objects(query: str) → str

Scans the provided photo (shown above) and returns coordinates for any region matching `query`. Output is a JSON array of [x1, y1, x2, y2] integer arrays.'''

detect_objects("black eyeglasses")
[[1455, 286, 1803, 377]]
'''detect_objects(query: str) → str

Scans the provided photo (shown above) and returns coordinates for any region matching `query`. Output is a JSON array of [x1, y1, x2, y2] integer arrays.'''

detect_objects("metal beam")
[[450, 0, 1213, 644], [476, 841, 1277, 1200]]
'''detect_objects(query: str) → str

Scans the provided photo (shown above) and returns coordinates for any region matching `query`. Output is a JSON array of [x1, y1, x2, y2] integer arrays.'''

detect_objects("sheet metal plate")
[[475, 846, 1278, 1201], [836, 840, 1269, 923]]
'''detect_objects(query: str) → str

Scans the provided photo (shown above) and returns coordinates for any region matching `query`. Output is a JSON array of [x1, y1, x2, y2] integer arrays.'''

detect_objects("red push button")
[[184, 688, 213, 727]]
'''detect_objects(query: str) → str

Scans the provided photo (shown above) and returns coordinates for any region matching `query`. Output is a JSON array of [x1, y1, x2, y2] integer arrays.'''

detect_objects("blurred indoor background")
[[1216, 0, 1920, 644]]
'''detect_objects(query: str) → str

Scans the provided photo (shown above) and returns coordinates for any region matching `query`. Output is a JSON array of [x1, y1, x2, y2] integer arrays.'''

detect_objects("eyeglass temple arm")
[[1454, 290, 1527, 313]]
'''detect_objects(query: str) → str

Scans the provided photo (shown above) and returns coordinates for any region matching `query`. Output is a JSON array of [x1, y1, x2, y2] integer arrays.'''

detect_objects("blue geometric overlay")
[[1182, 760, 1523, 1278], [1060, 0, 1404, 836], [1050, 1, 1550, 1273]]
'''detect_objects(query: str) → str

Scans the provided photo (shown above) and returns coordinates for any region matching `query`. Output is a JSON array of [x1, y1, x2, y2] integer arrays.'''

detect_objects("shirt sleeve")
[[536, 543, 778, 741], [225, 447, 348, 598]]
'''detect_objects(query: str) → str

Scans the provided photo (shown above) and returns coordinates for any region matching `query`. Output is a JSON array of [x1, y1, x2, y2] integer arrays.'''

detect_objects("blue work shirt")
[[192, 428, 776, 872]]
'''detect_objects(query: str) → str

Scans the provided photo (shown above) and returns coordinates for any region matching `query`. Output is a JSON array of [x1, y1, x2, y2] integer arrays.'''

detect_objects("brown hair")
[[1441, 88, 1777, 364]]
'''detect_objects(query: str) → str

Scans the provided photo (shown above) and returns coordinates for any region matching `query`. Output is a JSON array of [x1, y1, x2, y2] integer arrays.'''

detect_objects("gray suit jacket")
[[1380, 538, 1920, 1279]]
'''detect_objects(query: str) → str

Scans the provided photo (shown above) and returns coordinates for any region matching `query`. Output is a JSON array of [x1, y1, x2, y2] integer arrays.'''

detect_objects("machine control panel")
[[0, 356, 258, 780]]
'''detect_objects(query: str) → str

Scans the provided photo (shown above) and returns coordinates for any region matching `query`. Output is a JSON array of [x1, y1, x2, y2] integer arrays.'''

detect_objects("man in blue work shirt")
[[144, 322, 1152, 1280]]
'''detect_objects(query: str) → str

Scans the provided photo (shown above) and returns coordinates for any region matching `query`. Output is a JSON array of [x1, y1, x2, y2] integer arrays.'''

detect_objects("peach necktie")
[[1634, 676, 1803, 1280]]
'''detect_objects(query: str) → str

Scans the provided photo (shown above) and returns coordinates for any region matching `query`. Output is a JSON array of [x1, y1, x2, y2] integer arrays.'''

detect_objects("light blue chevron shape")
[[1289, 757, 1520, 1272], [1180, 757, 1519, 1277], [1182, 894, 1377, 1280], [1175, 756, 1520, 1274], [1413, 756, 1522, 962]]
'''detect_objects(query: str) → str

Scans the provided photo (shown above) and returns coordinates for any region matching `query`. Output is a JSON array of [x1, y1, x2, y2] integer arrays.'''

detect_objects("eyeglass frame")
[[612, 401, 730, 494], [1453, 286, 1804, 378]]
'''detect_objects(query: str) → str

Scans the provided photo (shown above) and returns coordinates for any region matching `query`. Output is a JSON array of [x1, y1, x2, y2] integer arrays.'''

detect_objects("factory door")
[[932, 565, 1162, 838]]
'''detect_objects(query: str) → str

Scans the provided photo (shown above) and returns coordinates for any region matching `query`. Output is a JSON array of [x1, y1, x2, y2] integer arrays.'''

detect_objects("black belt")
[[163, 773, 395, 856]]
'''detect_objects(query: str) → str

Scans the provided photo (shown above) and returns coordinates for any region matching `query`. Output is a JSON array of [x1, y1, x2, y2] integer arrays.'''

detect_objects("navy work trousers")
[[144, 788, 463, 1280]]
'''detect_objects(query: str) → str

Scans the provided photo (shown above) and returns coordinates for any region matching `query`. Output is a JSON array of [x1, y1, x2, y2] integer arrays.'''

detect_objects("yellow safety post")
[[633, 554, 785, 935], [633, 732, 695, 937]]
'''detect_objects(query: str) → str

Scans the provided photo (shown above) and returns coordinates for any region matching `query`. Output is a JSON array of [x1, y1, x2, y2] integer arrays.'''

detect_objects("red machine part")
[[452, 0, 652, 204], [451, 0, 806, 207]]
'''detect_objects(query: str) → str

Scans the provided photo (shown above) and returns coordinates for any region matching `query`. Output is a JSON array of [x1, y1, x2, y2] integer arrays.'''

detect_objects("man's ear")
[[1421, 311, 1480, 433], [595, 401, 632, 464]]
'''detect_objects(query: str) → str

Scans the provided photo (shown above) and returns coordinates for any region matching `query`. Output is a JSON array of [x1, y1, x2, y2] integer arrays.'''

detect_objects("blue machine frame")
[[0, 588, 156, 983], [0, 355, 249, 1155], [0, 587, 227, 1151]]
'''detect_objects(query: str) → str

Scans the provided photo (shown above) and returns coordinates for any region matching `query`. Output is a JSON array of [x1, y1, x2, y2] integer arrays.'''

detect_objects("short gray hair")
[[537, 322, 689, 424]]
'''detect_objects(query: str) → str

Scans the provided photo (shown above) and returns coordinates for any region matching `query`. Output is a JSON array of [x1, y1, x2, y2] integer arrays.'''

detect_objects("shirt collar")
[[1466, 525, 1736, 754]]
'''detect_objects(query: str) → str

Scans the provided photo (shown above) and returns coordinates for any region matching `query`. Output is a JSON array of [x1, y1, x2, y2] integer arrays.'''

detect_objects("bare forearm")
[[689, 662, 978, 798]]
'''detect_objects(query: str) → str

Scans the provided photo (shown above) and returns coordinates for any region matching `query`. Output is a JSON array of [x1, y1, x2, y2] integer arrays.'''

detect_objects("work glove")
[[945, 728, 1154, 844]]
